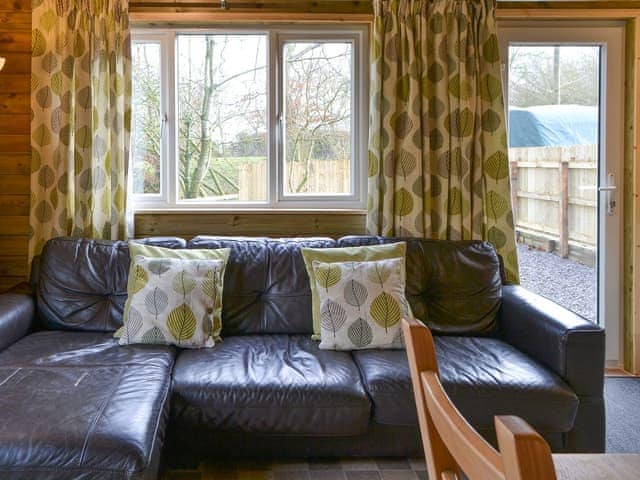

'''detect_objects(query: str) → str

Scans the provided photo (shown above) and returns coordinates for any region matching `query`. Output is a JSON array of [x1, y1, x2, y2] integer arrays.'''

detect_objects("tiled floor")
[[164, 458, 428, 480]]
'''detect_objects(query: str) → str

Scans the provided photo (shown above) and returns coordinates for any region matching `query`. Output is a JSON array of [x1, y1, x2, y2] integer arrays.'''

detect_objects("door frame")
[[496, 4, 640, 375], [497, 20, 626, 367]]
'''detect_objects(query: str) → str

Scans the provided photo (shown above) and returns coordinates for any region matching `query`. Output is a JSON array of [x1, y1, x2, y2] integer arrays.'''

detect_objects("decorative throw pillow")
[[301, 242, 407, 340], [119, 255, 225, 348], [312, 257, 411, 350], [117, 242, 231, 347]]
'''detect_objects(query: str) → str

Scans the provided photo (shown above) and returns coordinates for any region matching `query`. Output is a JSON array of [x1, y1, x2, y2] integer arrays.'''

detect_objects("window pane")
[[132, 42, 162, 194], [508, 45, 600, 322], [283, 41, 352, 196], [177, 34, 267, 201]]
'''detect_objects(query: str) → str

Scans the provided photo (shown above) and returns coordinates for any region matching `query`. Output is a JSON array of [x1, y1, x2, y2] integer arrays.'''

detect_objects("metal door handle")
[[602, 173, 616, 215]]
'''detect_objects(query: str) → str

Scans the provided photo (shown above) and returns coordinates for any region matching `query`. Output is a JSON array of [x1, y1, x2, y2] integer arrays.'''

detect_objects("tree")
[[283, 42, 351, 193], [131, 35, 353, 200], [131, 43, 161, 194], [178, 35, 267, 199], [508, 45, 599, 108]]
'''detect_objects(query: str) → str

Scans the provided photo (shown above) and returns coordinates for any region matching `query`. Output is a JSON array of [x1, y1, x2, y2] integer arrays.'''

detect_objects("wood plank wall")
[[134, 211, 367, 239], [129, 0, 372, 16], [0, 0, 31, 292]]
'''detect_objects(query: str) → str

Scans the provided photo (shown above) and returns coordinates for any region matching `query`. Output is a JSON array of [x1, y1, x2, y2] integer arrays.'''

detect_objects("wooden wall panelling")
[[129, 0, 373, 23], [623, 18, 637, 372], [0, 0, 31, 292], [129, 0, 372, 13], [135, 211, 367, 239]]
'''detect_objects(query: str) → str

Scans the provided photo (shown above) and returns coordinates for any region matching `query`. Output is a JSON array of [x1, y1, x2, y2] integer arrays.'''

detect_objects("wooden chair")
[[401, 317, 558, 480]]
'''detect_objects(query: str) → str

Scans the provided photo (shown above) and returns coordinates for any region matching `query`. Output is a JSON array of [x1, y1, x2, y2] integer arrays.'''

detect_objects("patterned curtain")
[[30, 0, 131, 259], [367, 0, 519, 283]]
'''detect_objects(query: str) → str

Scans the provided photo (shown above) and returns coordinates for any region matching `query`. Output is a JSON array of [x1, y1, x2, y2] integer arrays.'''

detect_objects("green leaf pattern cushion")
[[121, 242, 231, 343], [301, 242, 407, 340], [119, 256, 225, 348], [312, 258, 411, 350]]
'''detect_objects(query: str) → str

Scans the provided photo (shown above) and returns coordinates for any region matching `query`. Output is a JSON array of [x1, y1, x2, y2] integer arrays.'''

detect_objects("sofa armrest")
[[0, 293, 35, 352], [500, 285, 604, 396]]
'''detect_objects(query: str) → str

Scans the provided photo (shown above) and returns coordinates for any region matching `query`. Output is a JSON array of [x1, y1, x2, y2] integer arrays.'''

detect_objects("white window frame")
[[130, 25, 369, 211]]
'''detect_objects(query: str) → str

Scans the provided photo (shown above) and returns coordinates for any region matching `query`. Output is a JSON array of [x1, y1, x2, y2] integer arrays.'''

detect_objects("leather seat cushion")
[[0, 331, 175, 369], [0, 332, 175, 479], [172, 335, 371, 435], [353, 336, 579, 432]]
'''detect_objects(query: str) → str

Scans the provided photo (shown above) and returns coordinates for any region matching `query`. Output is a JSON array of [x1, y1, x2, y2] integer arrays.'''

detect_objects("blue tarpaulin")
[[508, 105, 598, 148]]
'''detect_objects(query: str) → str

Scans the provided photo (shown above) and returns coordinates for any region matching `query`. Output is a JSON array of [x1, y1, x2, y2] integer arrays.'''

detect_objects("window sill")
[[134, 208, 367, 215]]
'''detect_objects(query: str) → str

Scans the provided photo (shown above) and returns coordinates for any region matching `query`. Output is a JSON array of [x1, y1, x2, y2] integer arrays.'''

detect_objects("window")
[[131, 27, 368, 209]]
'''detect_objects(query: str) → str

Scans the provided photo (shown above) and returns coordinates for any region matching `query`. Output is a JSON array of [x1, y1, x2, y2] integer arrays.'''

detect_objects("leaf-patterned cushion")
[[312, 258, 411, 350], [118, 256, 225, 348], [301, 242, 407, 340]]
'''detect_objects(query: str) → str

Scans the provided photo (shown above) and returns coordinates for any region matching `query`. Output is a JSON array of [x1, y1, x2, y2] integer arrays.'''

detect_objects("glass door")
[[498, 22, 625, 367]]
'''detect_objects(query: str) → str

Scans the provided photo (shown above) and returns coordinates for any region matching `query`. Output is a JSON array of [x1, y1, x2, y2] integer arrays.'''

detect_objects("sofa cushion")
[[123, 243, 231, 346], [0, 332, 175, 480], [171, 334, 371, 435], [37, 236, 186, 332], [0, 330, 175, 368], [187, 237, 337, 334], [312, 258, 410, 350], [338, 236, 502, 334], [301, 241, 407, 340], [353, 336, 579, 433], [121, 255, 227, 348]]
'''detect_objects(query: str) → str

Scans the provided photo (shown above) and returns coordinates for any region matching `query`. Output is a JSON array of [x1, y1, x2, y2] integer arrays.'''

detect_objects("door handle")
[[601, 173, 616, 215]]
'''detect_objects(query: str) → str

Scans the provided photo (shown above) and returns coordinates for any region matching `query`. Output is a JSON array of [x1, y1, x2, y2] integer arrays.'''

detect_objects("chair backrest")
[[401, 317, 557, 480]]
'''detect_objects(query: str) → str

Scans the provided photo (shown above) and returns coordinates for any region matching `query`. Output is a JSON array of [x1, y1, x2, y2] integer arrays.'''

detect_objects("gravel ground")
[[516, 243, 597, 323]]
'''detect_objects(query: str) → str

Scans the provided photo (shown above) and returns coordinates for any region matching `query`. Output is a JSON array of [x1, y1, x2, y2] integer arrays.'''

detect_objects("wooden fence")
[[238, 159, 350, 200], [234, 147, 597, 264], [509, 144, 597, 265]]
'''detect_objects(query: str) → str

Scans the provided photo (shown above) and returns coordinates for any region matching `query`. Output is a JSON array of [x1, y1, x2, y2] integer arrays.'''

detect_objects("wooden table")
[[553, 454, 640, 479]]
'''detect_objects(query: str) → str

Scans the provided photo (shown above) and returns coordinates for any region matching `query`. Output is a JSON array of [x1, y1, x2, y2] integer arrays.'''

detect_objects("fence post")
[[559, 159, 569, 258], [510, 161, 518, 218]]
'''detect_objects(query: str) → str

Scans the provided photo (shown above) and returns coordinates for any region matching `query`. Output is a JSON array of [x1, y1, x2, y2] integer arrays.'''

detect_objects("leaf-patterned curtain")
[[30, 0, 131, 259], [367, 0, 519, 283]]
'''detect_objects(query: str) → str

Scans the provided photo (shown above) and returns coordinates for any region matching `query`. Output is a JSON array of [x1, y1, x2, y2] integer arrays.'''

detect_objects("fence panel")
[[238, 159, 350, 201], [509, 144, 597, 263]]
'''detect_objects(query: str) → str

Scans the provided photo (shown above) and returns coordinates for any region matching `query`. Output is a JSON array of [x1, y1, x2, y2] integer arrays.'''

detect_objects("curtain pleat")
[[30, 0, 132, 260], [367, 0, 519, 283]]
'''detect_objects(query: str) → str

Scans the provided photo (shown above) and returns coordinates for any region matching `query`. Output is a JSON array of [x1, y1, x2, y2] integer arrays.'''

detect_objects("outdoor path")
[[516, 244, 596, 323]]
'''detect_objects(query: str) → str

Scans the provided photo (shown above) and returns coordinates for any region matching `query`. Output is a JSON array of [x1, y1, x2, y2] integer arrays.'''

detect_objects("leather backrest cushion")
[[338, 236, 502, 334], [187, 236, 337, 335], [37, 236, 186, 331]]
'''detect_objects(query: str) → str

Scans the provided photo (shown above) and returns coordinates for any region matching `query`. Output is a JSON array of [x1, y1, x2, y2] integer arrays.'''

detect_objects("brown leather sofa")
[[0, 235, 605, 479]]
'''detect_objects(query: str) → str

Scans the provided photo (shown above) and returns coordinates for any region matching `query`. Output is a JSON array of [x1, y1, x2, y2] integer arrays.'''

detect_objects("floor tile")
[[270, 462, 311, 472], [375, 459, 412, 470], [308, 459, 344, 471], [164, 457, 429, 480], [272, 472, 311, 480], [340, 459, 378, 471], [345, 471, 382, 480], [379, 471, 418, 480], [309, 470, 346, 480]]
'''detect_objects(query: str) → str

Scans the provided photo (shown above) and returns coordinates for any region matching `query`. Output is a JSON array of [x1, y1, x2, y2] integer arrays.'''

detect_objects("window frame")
[[130, 25, 369, 211]]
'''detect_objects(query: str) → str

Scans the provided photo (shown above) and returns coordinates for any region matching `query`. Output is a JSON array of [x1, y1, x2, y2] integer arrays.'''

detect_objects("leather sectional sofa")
[[0, 235, 605, 479]]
